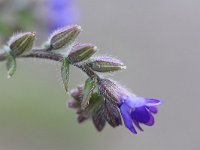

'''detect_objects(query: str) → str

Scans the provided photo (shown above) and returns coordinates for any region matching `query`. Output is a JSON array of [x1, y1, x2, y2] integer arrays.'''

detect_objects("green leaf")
[[81, 77, 97, 109], [61, 57, 70, 92], [6, 54, 16, 78]]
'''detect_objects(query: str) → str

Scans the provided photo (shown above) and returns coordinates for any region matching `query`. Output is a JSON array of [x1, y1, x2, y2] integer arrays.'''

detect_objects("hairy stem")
[[0, 49, 101, 80], [21, 50, 63, 61]]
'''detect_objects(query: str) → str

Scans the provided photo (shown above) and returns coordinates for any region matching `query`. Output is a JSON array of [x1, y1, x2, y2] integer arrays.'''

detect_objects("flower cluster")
[[0, 25, 161, 134], [69, 79, 161, 134], [68, 86, 122, 131]]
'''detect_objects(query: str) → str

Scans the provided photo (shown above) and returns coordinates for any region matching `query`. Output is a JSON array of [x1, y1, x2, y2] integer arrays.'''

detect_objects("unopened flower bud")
[[8, 32, 35, 56], [68, 43, 97, 63], [98, 79, 128, 104], [88, 56, 126, 72], [70, 86, 83, 101], [77, 115, 88, 123], [50, 25, 81, 50]]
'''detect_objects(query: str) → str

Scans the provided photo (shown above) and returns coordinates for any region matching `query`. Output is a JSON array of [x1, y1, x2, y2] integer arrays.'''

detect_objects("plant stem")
[[0, 49, 101, 81]]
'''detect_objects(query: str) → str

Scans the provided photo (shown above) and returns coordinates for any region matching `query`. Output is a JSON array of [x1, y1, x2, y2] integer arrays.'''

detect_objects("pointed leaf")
[[61, 57, 70, 92], [81, 77, 97, 109], [6, 54, 16, 78]]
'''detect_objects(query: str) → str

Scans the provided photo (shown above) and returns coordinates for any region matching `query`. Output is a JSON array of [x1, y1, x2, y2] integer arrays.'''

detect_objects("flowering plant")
[[0, 25, 161, 134]]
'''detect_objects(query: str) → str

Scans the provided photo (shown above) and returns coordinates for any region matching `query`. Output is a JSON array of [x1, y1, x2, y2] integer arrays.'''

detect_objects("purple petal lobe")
[[120, 104, 137, 134], [132, 119, 143, 131], [146, 98, 161, 106], [131, 107, 150, 124], [144, 112, 155, 126], [147, 106, 158, 114]]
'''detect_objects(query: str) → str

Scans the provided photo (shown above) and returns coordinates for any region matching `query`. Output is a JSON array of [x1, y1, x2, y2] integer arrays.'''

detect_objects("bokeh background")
[[0, 0, 200, 150]]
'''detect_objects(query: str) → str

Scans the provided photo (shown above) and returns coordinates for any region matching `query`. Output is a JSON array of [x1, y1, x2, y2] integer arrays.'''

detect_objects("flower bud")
[[88, 56, 126, 72], [98, 79, 128, 104], [8, 32, 35, 56], [68, 43, 97, 63], [70, 86, 83, 101], [50, 25, 81, 50]]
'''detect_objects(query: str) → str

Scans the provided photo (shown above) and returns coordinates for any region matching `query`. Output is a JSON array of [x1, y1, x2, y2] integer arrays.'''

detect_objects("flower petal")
[[146, 106, 158, 114], [145, 98, 161, 106], [132, 119, 143, 131], [131, 106, 150, 124], [143, 112, 155, 126], [120, 104, 137, 134]]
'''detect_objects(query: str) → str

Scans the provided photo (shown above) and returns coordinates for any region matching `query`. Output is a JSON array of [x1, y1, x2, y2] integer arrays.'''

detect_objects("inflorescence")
[[0, 25, 161, 134]]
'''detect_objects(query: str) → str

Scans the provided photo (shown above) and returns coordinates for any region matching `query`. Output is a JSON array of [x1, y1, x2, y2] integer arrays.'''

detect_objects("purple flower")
[[119, 96, 161, 134], [46, 0, 79, 32], [99, 79, 161, 134], [69, 79, 161, 134]]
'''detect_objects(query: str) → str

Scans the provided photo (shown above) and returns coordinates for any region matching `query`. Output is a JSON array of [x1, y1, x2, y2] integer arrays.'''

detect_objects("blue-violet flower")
[[46, 0, 79, 32], [99, 79, 161, 134]]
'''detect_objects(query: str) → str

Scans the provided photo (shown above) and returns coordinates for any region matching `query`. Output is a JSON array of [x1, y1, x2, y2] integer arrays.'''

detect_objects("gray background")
[[0, 0, 199, 149]]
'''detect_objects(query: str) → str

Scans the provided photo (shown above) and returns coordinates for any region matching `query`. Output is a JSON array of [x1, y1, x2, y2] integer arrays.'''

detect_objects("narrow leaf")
[[61, 57, 70, 92], [6, 54, 16, 78], [81, 77, 97, 109]]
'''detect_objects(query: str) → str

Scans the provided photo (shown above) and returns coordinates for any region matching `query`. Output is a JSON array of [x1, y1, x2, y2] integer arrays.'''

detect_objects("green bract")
[[61, 57, 70, 92], [81, 77, 97, 109], [6, 54, 16, 78]]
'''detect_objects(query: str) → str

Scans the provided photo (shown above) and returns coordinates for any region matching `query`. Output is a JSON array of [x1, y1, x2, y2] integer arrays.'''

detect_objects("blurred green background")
[[0, 0, 200, 150]]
